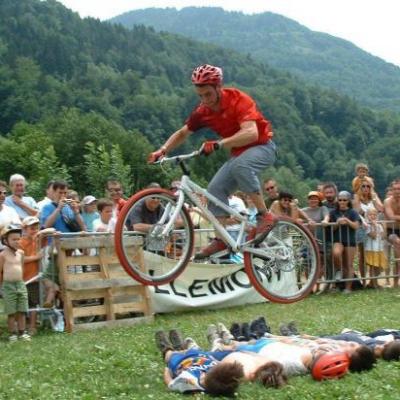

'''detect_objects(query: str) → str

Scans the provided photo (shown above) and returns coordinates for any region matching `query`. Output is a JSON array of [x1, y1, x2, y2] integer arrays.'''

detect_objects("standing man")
[[5, 174, 38, 220], [263, 179, 279, 209], [105, 179, 127, 218], [384, 179, 400, 288], [148, 64, 277, 259], [40, 181, 85, 233]]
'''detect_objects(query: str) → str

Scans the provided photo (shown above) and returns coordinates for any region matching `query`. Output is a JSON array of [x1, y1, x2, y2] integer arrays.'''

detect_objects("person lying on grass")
[[207, 320, 352, 379], [223, 318, 377, 373], [155, 329, 287, 396], [272, 320, 400, 363]]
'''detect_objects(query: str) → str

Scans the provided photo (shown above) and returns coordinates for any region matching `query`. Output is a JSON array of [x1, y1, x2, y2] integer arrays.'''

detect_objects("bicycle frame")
[[157, 152, 269, 257]]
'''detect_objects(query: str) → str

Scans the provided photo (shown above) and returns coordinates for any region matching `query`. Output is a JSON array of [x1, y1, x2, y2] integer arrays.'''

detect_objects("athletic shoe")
[[19, 332, 31, 341], [8, 334, 18, 342], [240, 322, 251, 341], [249, 319, 261, 339], [230, 322, 242, 340], [217, 322, 234, 344], [184, 337, 200, 350], [194, 239, 228, 260], [211, 338, 224, 352], [253, 212, 277, 240], [207, 324, 219, 345], [287, 321, 299, 336], [279, 323, 292, 336], [257, 316, 272, 335], [155, 330, 173, 355], [169, 329, 184, 351]]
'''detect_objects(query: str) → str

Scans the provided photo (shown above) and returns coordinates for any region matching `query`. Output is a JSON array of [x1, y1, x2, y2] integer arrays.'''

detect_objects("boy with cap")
[[19, 216, 55, 334], [81, 195, 99, 232], [0, 224, 30, 341]]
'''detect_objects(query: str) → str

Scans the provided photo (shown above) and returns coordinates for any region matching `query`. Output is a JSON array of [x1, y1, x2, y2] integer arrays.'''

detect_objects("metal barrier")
[[191, 220, 400, 289]]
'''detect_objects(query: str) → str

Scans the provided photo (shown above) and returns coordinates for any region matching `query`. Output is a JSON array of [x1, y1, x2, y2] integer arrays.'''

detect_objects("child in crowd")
[[93, 198, 116, 233], [352, 163, 376, 194], [364, 208, 388, 289], [19, 217, 56, 334], [0, 224, 30, 341], [81, 195, 99, 232]]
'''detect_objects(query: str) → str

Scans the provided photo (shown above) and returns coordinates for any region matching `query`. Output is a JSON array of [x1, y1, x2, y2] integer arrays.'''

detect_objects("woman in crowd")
[[353, 177, 383, 284], [323, 191, 360, 293]]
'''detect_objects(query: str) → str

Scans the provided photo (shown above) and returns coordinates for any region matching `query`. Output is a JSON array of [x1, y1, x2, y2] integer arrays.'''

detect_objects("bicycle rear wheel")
[[114, 188, 194, 285], [243, 217, 320, 303]]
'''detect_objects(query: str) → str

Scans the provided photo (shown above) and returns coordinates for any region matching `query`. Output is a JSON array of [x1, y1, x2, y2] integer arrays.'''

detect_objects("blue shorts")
[[236, 338, 276, 353]]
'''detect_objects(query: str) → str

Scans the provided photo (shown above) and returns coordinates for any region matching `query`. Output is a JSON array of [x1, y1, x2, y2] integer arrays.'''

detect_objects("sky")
[[57, 0, 400, 67]]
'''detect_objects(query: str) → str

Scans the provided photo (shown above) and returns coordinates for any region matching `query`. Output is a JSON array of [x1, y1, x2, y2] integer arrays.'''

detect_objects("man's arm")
[[11, 195, 38, 216], [219, 121, 259, 150], [133, 223, 153, 233], [164, 367, 173, 385], [43, 202, 65, 228], [0, 254, 4, 283], [162, 125, 192, 153]]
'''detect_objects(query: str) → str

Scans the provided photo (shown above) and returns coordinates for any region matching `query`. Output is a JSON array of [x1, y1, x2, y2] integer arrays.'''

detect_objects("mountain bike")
[[114, 151, 320, 303]]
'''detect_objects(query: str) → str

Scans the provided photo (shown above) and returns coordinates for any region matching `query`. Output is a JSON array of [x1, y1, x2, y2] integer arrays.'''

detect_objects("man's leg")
[[194, 161, 237, 259], [229, 142, 277, 236]]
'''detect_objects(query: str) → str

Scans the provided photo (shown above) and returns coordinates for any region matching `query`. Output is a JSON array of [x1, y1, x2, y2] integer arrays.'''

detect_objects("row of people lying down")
[[155, 317, 400, 396]]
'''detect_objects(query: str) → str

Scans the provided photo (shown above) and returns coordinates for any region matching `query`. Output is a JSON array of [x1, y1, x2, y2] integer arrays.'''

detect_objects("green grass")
[[1, 289, 400, 399]]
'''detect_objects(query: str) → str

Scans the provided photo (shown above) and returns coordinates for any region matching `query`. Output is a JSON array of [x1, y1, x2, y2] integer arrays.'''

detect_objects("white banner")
[[147, 253, 267, 313]]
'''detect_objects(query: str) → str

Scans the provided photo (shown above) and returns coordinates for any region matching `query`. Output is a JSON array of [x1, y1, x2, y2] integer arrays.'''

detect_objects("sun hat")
[[82, 195, 97, 205]]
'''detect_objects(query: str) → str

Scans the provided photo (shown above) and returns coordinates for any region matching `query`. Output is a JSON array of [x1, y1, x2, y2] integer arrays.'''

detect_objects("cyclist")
[[148, 64, 277, 259]]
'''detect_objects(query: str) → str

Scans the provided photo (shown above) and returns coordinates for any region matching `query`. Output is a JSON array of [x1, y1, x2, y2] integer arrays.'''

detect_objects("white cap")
[[82, 195, 97, 205], [22, 216, 40, 227]]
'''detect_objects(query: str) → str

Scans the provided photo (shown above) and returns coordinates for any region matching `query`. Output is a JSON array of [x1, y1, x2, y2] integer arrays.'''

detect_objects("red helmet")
[[311, 353, 350, 381], [191, 64, 223, 85]]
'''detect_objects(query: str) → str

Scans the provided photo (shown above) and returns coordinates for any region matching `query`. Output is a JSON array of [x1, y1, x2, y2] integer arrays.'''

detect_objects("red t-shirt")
[[185, 88, 273, 156]]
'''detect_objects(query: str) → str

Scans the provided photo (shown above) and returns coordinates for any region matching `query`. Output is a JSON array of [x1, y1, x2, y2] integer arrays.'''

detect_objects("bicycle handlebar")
[[154, 150, 200, 165]]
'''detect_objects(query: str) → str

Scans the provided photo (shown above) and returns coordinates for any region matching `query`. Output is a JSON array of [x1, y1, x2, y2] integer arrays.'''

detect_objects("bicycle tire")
[[114, 188, 194, 285], [243, 217, 320, 303]]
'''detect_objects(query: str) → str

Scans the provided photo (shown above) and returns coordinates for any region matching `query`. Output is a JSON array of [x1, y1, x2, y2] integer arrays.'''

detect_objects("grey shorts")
[[2, 281, 28, 314], [208, 141, 277, 216]]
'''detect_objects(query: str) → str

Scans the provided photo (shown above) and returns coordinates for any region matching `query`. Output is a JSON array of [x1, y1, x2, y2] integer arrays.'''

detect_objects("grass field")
[[1, 288, 400, 399]]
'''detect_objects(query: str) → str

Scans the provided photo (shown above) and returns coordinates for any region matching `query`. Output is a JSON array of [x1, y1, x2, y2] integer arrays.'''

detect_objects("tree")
[[84, 142, 131, 198]]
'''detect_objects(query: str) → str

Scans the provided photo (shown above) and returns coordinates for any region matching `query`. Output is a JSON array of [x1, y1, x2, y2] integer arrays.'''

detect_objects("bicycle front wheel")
[[243, 217, 320, 303], [114, 188, 194, 286]]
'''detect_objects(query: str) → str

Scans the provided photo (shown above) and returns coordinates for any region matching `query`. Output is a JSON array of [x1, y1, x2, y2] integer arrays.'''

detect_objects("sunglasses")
[[265, 186, 276, 191], [361, 185, 371, 188]]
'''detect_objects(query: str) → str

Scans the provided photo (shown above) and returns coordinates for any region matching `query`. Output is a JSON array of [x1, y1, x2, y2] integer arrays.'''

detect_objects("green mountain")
[[111, 7, 400, 111], [0, 0, 399, 198]]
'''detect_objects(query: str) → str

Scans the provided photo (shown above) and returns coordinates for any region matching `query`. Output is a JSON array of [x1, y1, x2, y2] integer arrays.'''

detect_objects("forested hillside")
[[111, 7, 400, 111], [0, 0, 399, 199]]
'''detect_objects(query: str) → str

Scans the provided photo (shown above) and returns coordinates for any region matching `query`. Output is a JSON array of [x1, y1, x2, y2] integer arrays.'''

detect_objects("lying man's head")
[[349, 345, 376, 372], [203, 361, 244, 397], [382, 341, 400, 361]]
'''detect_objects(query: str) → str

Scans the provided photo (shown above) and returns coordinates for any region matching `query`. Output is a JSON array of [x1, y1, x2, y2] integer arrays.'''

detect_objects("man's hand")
[[200, 140, 220, 156], [148, 148, 166, 164]]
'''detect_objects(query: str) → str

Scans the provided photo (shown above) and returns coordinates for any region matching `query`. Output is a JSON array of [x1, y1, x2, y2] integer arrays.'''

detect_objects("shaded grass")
[[0, 288, 400, 399]]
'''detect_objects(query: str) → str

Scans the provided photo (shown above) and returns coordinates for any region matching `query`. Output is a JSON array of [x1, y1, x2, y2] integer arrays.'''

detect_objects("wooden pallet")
[[57, 235, 153, 332]]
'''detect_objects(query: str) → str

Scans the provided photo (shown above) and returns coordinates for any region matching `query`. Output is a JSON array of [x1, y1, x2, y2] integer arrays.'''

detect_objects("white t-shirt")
[[228, 195, 248, 232], [93, 217, 116, 233]]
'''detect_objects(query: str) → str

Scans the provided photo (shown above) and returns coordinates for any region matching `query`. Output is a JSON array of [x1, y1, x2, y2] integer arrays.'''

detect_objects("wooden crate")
[[57, 235, 153, 332]]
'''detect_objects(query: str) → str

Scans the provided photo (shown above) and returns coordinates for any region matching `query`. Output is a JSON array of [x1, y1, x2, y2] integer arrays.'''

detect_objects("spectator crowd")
[[1, 163, 400, 341]]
